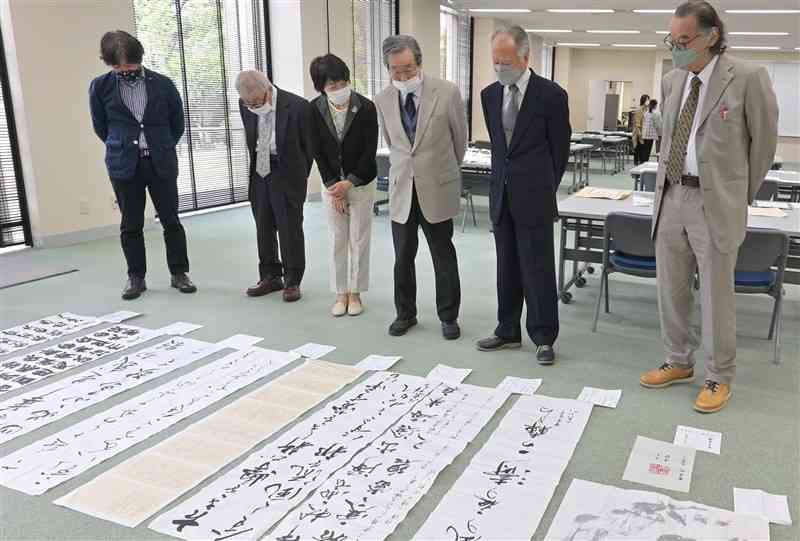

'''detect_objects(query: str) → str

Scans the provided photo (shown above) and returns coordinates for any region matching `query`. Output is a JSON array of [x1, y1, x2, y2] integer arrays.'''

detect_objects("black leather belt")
[[669, 174, 700, 187]]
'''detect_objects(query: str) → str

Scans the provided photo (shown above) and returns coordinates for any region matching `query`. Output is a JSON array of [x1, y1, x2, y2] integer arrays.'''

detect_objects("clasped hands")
[[328, 179, 353, 215]]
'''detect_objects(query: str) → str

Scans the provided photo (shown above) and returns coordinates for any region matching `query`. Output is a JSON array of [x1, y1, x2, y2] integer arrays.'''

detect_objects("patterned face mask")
[[116, 69, 142, 85]]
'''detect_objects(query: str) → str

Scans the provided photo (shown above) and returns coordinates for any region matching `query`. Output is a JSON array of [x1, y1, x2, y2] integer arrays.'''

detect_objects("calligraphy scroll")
[[0, 313, 102, 356]]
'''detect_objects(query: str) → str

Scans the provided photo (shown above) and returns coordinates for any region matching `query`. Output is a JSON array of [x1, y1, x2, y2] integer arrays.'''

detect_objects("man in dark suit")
[[476, 25, 571, 365], [89, 30, 196, 300], [235, 70, 314, 302]]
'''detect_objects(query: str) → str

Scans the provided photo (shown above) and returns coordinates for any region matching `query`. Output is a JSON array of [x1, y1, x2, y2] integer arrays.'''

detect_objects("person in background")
[[89, 30, 196, 300], [476, 25, 571, 366], [640, 1, 778, 413], [374, 34, 468, 340], [641, 98, 662, 163], [632, 93, 650, 165], [309, 54, 379, 317], [235, 70, 314, 303]]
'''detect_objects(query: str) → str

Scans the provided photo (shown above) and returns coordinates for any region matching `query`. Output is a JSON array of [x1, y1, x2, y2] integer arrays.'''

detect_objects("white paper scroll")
[[0, 337, 225, 445], [496, 376, 542, 396], [673, 425, 722, 455], [55, 360, 364, 528], [149, 372, 442, 541], [544, 479, 770, 541], [0, 313, 102, 356], [426, 364, 472, 384], [0, 325, 161, 396], [0, 346, 299, 495], [734, 487, 793, 526], [291, 342, 337, 359], [356, 354, 402, 371], [413, 395, 593, 541], [271, 383, 510, 541]]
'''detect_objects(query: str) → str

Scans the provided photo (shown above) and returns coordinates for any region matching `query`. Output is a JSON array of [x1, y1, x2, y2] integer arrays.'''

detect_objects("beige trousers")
[[322, 183, 375, 294], [655, 184, 738, 384]]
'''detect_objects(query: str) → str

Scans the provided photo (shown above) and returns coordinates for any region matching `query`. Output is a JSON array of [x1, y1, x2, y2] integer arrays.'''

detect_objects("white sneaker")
[[331, 297, 348, 317], [348, 296, 363, 316]]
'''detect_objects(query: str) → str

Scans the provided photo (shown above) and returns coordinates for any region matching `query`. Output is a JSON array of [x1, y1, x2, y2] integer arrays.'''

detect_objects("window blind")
[[133, 0, 269, 213]]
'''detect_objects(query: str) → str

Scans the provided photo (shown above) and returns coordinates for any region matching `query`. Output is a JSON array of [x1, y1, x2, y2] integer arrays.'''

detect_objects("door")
[[587, 79, 606, 132]]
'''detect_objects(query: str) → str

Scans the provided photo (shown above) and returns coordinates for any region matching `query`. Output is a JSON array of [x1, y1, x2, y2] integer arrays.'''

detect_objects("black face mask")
[[117, 69, 142, 84]]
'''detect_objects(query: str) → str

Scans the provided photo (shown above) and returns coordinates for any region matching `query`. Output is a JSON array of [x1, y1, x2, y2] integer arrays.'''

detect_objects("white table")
[[556, 192, 800, 303]]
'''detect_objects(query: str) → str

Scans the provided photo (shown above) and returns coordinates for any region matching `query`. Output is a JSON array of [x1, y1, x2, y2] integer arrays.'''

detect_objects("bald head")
[[235, 70, 272, 103]]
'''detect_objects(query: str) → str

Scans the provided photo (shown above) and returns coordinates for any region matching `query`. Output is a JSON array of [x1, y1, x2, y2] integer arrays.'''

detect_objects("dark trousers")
[[110, 157, 189, 278], [391, 187, 460, 322], [635, 139, 654, 165], [250, 172, 305, 286], [493, 193, 559, 346]]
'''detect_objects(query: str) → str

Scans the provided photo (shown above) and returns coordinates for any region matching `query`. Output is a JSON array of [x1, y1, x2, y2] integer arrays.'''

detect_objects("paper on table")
[[290, 341, 336, 359], [633, 193, 654, 207], [623, 435, 695, 492], [734, 488, 793, 525], [97, 310, 141, 323], [748, 206, 787, 218], [575, 187, 632, 200], [355, 353, 402, 371], [496, 375, 542, 395], [673, 425, 722, 455], [153, 321, 203, 335], [427, 363, 472, 384], [215, 334, 263, 349], [577, 386, 622, 408]]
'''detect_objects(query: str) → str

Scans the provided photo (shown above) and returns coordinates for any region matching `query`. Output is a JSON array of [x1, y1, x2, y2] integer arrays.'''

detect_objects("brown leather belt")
[[669, 174, 700, 188]]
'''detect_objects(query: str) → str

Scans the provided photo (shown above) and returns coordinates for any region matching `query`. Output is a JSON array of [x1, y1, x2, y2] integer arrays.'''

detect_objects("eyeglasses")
[[662, 33, 702, 51]]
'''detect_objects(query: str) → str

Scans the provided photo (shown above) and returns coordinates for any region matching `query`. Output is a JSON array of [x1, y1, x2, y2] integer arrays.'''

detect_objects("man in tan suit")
[[374, 34, 467, 339], [640, 1, 778, 413]]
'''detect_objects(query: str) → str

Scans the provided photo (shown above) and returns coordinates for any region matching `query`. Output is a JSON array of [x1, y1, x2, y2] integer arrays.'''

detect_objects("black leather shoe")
[[536, 345, 556, 365], [121, 277, 146, 300], [476, 335, 522, 352], [441, 321, 461, 340], [389, 317, 418, 336], [171, 273, 197, 293]]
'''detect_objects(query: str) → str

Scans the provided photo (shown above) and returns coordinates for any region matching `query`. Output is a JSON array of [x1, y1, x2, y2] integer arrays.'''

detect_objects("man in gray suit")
[[374, 35, 468, 339], [640, 1, 778, 413]]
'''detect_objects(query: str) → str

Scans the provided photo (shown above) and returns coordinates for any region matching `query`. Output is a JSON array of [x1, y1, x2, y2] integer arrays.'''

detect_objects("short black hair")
[[674, 1, 727, 55], [640, 94, 650, 106], [100, 31, 144, 66], [309, 54, 351, 93], [648, 99, 658, 112]]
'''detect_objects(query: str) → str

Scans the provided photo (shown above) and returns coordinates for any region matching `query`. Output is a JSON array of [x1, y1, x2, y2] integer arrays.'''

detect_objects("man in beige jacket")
[[640, 1, 778, 413], [374, 35, 467, 340]]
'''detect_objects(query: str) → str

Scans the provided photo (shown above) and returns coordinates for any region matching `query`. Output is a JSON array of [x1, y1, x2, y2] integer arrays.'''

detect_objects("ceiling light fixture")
[[632, 9, 673, 13], [548, 9, 615, 14], [526, 29, 573, 33], [725, 10, 800, 14], [557, 42, 601, 47], [587, 30, 641, 34], [469, 8, 532, 13], [729, 31, 790, 36], [730, 46, 781, 50], [612, 43, 658, 48]]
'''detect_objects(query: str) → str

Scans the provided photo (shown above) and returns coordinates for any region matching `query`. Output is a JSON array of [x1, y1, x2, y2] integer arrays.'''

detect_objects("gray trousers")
[[655, 184, 738, 384]]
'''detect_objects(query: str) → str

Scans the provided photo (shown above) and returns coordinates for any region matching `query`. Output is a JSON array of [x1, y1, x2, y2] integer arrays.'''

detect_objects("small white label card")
[[734, 488, 793, 525], [355, 354, 402, 371], [623, 436, 696, 493], [98, 311, 141, 323], [290, 342, 336, 359], [496, 376, 542, 395], [216, 334, 264, 349], [154, 322, 203, 336], [674, 425, 722, 455], [577, 386, 622, 408], [426, 363, 472, 384]]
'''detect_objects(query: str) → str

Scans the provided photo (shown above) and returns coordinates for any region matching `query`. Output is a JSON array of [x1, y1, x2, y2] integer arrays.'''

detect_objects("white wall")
[[1, 0, 139, 247], [399, 0, 440, 79]]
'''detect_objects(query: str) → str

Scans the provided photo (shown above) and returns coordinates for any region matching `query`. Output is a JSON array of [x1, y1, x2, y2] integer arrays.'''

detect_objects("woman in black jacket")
[[309, 54, 379, 317]]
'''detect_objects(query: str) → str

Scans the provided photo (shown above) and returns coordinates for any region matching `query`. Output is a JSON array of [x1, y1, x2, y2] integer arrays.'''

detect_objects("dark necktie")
[[503, 84, 520, 145], [666, 76, 702, 183], [402, 93, 417, 144]]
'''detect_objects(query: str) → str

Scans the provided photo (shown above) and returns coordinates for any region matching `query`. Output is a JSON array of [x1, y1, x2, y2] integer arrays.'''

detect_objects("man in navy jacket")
[[476, 25, 571, 365], [89, 30, 195, 300]]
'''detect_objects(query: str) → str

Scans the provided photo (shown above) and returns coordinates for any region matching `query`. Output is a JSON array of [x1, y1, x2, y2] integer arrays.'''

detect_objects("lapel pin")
[[719, 104, 729, 121]]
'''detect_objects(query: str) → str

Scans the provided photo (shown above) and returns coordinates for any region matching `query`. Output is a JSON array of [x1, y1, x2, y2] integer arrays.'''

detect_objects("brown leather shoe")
[[640, 362, 694, 388], [246, 278, 284, 297], [283, 286, 302, 302], [694, 380, 731, 413]]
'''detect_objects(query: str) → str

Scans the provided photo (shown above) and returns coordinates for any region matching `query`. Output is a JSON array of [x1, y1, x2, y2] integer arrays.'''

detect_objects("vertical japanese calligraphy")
[[0, 347, 299, 495], [148, 372, 442, 541], [0, 325, 161, 396], [54, 360, 363, 528], [412, 395, 593, 541], [0, 337, 226, 445]]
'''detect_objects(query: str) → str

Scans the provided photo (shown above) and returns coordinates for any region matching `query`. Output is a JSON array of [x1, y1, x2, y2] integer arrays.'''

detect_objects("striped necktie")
[[666, 76, 702, 183]]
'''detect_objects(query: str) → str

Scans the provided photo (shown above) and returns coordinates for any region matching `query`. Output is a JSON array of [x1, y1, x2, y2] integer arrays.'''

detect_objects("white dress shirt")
[[680, 55, 718, 176], [503, 67, 531, 115], [256, 90, 278, 156]]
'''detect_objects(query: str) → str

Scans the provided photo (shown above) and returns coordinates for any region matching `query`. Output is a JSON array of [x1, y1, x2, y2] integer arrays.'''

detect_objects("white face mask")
[[327, 85, 352, 107], [248, 100, 272, 116], [494, 64, 525, 86], [392, 74, 422, 95]]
